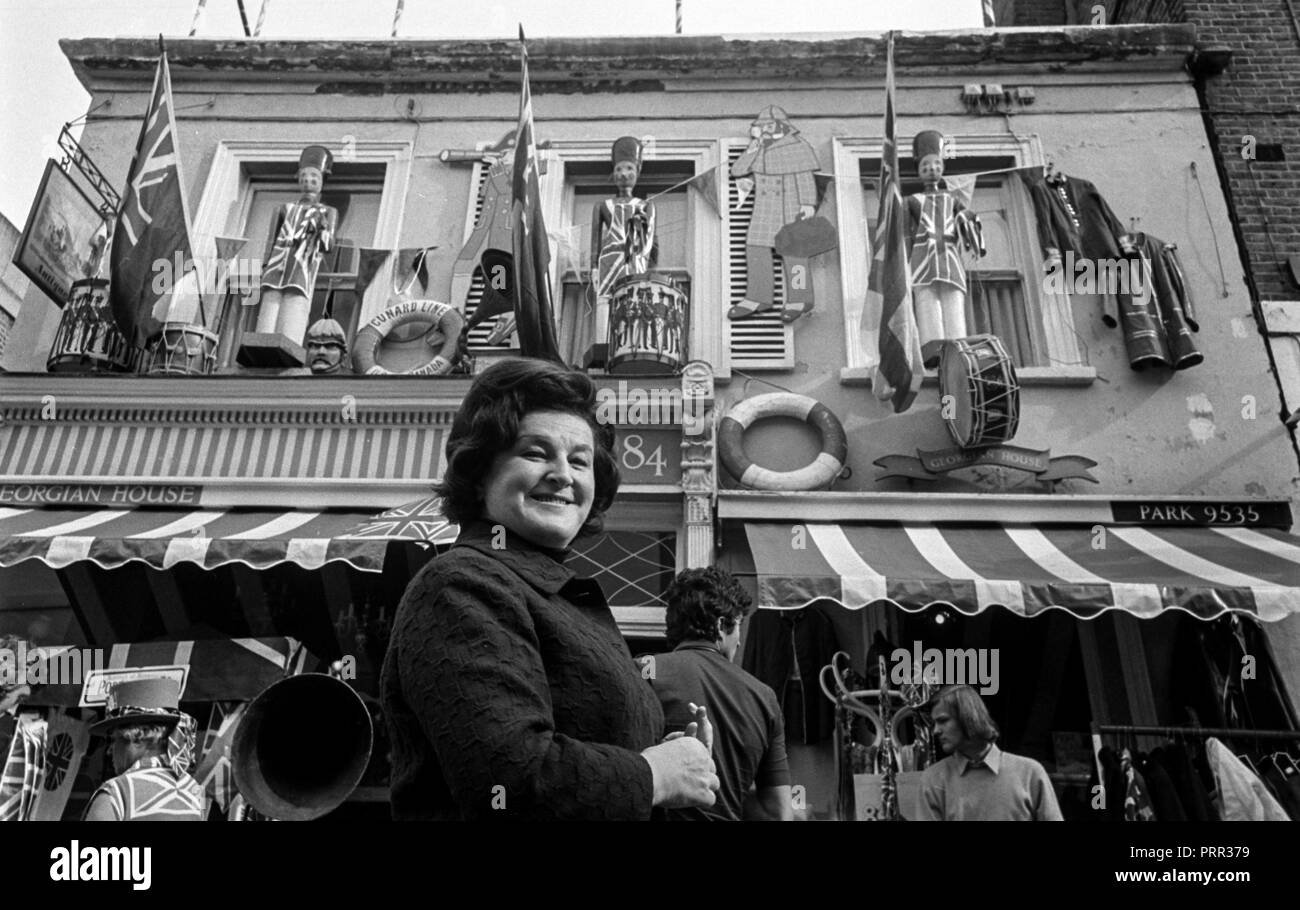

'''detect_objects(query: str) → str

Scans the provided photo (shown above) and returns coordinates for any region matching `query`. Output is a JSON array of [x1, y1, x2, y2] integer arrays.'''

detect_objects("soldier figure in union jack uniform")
[[253, 146, 339, 360], [906, 130, 985, 367]]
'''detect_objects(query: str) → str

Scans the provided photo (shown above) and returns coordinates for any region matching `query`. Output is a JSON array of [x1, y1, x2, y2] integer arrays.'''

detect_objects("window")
[[456, 140, 727, 376], [213, 167, 383, 371], [833, 134, 1094, 386], [189, 139, 412, 373]]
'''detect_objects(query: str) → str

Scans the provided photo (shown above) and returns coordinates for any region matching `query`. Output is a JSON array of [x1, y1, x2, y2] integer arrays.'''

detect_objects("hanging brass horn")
[[230, 673, 374, 821]]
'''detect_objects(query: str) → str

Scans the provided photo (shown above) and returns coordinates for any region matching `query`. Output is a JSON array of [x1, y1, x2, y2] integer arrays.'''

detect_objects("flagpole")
[[254, 0, 269, 36], [392, 0, 405, 37], [676, 0, 682, 34], [188, 0, 209, 36]]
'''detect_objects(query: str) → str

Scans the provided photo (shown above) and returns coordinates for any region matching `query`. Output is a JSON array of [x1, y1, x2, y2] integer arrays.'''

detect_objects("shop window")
[[188, 139, 413, 373], [724, 141, 794, 370], [457, 140, 728, 376], [833, 135, 1092, 384], [566, 530, 677, 637]]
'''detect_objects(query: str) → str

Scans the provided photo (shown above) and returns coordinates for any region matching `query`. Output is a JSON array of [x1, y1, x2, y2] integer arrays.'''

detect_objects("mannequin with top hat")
[[905, 130, 984, 367], [589, 136, 657, 367], [244, 145, 339, 366], [83, 678, 204, 821]]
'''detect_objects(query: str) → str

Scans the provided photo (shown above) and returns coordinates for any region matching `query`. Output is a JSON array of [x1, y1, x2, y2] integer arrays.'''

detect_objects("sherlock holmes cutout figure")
[[906, 130, 984, 367], [240, 145, 339, 368], [728, 105, 821, 323], [589, 136, 657, 367]]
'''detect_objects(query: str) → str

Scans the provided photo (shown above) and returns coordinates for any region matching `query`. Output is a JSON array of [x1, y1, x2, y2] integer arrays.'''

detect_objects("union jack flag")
[[509, 28, 562, 363], [109, 51, 196, 351], [0, 716, 46, 821], [865, 33, 923, 413]]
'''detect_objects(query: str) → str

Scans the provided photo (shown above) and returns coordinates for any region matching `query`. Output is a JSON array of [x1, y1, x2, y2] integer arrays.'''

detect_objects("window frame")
[[459, 139, 727, 377], [833, 133, 1095, 387], [190, 139, 413, 331]]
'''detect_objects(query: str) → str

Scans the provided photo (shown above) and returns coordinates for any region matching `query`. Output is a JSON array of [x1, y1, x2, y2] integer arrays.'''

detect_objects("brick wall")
[[1185, 1, 1300, 300]]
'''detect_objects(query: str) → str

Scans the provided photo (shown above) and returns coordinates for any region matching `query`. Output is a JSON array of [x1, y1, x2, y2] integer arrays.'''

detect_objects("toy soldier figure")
[[728, 105, 822, 323], [305, 317, 349, 375], [241, 145, 339, 367], [589, 136, 657, 366], [906, 130, 984, 367]]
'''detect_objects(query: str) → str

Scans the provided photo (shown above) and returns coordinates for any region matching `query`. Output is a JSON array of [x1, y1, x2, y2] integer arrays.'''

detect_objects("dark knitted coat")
[[381, 521, 663, 820]]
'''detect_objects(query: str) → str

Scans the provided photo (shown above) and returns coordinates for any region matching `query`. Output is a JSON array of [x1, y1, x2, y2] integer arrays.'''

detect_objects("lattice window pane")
[[565, 531, 677, 609]]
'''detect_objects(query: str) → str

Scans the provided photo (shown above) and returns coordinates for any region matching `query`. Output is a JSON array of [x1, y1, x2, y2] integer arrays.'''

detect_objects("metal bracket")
[[58, 124, 120, 217]]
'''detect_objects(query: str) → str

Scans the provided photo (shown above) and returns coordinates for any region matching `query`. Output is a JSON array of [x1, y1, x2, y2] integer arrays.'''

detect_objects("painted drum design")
[[719, 392, 848, 491], [352, 299, 464, 376]]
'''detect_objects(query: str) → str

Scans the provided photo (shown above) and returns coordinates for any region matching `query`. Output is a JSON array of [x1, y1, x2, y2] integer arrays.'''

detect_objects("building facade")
[[2, 23, 1298, 819]]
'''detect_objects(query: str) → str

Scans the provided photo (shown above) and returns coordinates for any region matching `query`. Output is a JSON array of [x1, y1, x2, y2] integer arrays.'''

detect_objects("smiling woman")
[[380, 358, 719, 819]]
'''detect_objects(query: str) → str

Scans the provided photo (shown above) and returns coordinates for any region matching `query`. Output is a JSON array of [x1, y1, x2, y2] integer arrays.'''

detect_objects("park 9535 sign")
[[1110, 500, 1291, 528], [616, 428, 682, 485]]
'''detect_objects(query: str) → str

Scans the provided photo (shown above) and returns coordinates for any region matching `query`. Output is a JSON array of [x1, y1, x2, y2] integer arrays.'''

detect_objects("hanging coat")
[[1205, 737, 1289, 821], [1116, 233, 1203, 371]]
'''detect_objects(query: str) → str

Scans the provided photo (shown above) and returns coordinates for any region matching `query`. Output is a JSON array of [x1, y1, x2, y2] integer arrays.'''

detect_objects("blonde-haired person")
[[919, 684, 1062, 821]]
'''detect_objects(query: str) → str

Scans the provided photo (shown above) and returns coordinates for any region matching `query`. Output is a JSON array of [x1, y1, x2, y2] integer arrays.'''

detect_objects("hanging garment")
[[742, 606, 839, 745], [1138, 750, 1186, 821], [1119, 233, 1202, 371], [1260, 762, 1300, 821], [1153, 744, 1214, 821], [1121, 748, 1157, 821], [1019, 170, 1130, 330], [1093, 745, 1127, 822], [1205, 737, 1289, 821]]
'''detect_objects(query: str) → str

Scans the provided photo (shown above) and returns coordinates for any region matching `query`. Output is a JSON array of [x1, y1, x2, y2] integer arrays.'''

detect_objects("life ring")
[[352, 299, 464, 376], [719, 392, 847, 491]]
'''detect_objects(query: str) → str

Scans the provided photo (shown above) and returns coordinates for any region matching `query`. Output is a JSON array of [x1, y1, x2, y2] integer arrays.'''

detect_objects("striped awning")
[[743, 522, 1300, 621], [0, 499, 459, 573]]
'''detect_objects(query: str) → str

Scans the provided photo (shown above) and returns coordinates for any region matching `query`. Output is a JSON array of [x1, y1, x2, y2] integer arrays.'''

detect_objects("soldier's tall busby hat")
[[298, 145, 334, 176], [612, 136, 643, 168], [912, 130, 945, 169]]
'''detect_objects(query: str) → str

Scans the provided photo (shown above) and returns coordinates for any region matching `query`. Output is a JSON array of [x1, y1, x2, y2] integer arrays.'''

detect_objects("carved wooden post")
[[680, 360, 716, 568]]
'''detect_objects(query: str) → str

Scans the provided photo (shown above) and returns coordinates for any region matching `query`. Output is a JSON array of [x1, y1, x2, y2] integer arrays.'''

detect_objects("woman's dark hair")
[[435, 358, 619, 538], [664, 567, 754, 649]]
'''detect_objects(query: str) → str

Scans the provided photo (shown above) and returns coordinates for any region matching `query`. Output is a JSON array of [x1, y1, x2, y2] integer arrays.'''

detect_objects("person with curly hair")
[[381, 357, 718, 819], [640, 567, 792, 821]]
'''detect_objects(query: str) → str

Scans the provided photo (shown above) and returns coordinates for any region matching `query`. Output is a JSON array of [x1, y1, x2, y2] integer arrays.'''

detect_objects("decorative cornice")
[[60, 26, 1200, 94], [0, 375, 466, 427]]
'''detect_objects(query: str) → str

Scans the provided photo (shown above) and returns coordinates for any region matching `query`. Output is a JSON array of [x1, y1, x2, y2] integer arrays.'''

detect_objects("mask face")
[[298, 167, 324, 196], [919, 154, 944, 186], [306, 340, 344, 373]]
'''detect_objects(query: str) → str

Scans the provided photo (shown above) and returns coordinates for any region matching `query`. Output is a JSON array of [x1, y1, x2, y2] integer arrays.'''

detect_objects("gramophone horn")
[[230, 673, 373, 821]]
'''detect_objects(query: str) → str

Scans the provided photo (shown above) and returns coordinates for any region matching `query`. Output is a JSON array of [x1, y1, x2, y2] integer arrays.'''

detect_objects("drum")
[[46, 278, 137, 374], [939, 334, 1020, 449], [607, 273, 688, 375], [141, 323, 220, 376]]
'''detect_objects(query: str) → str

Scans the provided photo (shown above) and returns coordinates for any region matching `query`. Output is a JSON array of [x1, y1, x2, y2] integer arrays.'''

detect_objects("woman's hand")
[[641, 736, 719, 809]]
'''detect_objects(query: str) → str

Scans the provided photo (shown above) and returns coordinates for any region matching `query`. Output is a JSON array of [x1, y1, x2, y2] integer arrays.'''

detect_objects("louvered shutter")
[[462, 161, 516, 352], [725, 142, 793, 369]]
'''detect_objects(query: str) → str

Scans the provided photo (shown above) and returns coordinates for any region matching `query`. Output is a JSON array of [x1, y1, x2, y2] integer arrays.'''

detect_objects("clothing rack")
[[1092, 723, 1300, 741]]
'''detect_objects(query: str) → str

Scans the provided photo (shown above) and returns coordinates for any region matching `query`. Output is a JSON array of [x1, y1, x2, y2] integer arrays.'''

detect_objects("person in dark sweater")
[[381, 358, 718, 819], [642, 567, 792, 821]]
